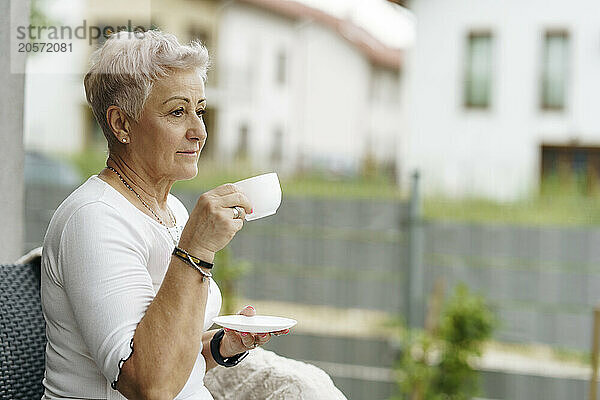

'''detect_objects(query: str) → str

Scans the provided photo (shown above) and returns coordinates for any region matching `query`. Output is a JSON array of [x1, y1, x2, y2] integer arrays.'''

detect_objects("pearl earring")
[[122, 138, 127, 143]]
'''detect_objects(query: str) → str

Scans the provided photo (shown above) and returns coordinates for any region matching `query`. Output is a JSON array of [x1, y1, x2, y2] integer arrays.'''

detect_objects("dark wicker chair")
[[0, 255, 46, 399]]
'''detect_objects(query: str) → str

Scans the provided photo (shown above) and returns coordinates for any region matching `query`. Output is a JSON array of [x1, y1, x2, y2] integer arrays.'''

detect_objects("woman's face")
[[128, 69, 207, 182]]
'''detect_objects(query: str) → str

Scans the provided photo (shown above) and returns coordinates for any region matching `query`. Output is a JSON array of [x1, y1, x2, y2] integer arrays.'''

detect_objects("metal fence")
[[424, 222, 600, 350]]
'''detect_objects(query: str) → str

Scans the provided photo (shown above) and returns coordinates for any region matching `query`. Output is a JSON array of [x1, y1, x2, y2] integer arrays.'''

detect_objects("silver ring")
[[231, 206, 243, 219]]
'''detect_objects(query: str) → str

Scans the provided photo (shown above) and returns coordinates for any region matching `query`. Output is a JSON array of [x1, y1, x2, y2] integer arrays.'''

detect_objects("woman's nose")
[[187, 114, 207, 141]]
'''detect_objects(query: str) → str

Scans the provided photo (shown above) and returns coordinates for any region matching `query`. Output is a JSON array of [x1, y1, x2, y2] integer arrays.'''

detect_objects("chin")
[[177, 165, 199, 181]]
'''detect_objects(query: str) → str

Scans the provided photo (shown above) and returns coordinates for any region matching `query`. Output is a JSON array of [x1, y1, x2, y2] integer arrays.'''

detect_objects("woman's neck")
[[99, 155, 173, 214]]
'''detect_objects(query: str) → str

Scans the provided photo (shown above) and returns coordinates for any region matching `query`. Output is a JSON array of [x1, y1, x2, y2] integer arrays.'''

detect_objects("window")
[[370, 68, 400, 104], [541, 31, 569, 110], [275, 49, 287, 85], [541, 144, 600, 195], [188, 25, 211, 50], [200, 107, 216, 158], [84, 106, 105, 149], [270, 128, 283, 163], [236, 124, 249, 159], [95, 20, 155, 45], [464, 32, 493, 108]]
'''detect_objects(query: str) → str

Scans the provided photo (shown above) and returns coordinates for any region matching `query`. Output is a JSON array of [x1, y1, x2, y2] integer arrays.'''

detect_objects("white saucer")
[[212, 315, 297, 334]]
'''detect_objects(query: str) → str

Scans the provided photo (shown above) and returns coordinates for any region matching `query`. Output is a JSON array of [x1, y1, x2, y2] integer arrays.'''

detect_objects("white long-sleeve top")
[[41, 175, 221, 399]]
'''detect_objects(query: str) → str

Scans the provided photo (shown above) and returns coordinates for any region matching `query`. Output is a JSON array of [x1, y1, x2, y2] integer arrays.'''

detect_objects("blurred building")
[[24, 0, 219, 156], [213, 0, 404, 176], [400, 0, 600, 200], [24, 0, 411, 179]]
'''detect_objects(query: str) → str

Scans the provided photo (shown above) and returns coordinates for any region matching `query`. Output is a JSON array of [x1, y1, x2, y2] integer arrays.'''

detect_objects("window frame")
[[463, 30, 494, 110], [539, 29, 570, 111]]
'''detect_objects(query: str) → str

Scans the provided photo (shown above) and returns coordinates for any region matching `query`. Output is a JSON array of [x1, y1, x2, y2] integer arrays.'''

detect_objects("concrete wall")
[[401, 0, 600, 200], [1, 0, 29, 263]]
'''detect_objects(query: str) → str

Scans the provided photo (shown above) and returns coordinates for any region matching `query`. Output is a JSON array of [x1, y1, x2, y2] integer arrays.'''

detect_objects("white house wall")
[[402, 0, 600, 200], [369, 67, 401, 164], [216, 3, 294, 170], [23, 0, 404, 179], [217, 2, 400, 175], [24, 65, 86, 155], [23, 0, 91, 155], [299, 22, 371, 173]]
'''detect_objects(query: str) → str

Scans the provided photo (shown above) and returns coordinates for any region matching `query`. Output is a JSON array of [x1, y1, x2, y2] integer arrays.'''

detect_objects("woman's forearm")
[[116, 256, 211, 399]]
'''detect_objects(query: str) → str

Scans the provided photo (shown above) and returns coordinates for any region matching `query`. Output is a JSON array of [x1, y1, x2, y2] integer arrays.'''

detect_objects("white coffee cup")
[[233, 172, 282, 221]]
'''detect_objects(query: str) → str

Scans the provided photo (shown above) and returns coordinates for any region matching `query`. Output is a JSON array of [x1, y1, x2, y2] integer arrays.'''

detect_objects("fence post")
[[406, 170, 424, 328], [590, 307, 600, 400]]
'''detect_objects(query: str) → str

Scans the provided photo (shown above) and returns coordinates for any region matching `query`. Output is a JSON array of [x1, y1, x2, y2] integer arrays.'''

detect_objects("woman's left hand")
[[219, 305, 290, 357]]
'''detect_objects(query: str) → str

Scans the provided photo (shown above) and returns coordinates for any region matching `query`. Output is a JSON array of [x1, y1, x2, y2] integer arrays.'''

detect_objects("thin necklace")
[[106, 165, 179, 245]]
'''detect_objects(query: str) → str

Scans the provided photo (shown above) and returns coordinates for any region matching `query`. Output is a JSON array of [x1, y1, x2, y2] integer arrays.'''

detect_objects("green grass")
[[63, 149, 404, 199], [67, 148, 109, 180], [173, 159, 404, 199], [424, 195, 600, 227], [64, 149, 600, 226], [551, 346, 591, 365], [424, 172, 600, 226]]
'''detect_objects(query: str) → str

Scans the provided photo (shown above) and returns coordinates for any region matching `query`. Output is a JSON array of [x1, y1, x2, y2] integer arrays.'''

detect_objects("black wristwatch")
[[210, 329, 249, 367]]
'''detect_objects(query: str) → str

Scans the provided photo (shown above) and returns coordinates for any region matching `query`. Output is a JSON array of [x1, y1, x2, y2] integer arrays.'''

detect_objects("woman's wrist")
[[175, 241, 215, 264], [172, 247, 214, 270], [211, 329, 249, 366]]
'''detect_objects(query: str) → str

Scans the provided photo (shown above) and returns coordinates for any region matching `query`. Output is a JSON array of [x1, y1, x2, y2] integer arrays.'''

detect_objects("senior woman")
[[40, 30, 287, 399]]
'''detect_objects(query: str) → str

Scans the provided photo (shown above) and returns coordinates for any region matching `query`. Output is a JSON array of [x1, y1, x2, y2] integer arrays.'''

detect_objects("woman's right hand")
[[178, 183, 252, 262]]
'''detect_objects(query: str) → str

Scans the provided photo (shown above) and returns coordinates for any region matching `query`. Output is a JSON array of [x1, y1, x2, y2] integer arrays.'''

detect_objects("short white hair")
[[84, 30, 210, 147]]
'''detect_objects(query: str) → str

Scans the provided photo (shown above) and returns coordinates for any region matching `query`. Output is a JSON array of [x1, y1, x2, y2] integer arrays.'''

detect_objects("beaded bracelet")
[[172, 247, 213, 269], [172, 247, 213, 282]]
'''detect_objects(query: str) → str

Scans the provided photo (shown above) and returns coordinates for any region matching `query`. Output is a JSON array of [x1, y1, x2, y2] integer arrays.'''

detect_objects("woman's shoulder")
[[43, 177, 135, 260], [47, 176, 142, 236], [53, 176, 121, 217]]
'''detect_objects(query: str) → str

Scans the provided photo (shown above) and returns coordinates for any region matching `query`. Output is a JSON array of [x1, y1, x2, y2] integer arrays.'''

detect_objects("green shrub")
[[391, 284, 495, 400], [67, 149, 108, 180], [212, 248, 252, 315]]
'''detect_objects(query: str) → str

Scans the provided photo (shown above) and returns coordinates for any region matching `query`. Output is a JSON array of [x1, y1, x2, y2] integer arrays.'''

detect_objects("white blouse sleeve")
[[58, 201, 154, 389]]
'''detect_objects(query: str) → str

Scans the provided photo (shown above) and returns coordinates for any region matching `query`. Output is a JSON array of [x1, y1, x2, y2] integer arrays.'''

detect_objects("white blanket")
[[205, 348, 348, 400]]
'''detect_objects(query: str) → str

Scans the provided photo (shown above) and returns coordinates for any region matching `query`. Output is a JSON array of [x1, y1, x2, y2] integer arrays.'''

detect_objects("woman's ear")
[[106, 105, 131, 142]]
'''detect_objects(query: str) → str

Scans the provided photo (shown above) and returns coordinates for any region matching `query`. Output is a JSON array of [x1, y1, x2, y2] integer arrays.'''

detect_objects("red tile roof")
[[238, 0, 403, 69]]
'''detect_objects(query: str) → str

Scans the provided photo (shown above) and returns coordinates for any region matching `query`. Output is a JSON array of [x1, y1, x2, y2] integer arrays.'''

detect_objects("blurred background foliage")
[[69, 148, 600, 225], [212, 248, 252, 315], [68, 149, 404, 200], [391, 284, 495, 400]]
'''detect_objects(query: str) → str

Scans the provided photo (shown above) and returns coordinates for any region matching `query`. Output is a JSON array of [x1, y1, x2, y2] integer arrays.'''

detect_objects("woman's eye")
[[196, 109, 206, 117], [171, 108, 185, 117]]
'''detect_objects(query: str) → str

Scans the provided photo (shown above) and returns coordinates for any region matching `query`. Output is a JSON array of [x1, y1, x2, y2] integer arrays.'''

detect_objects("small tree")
[[212, 247, 252, 315], [391, 284, 495, 400]]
